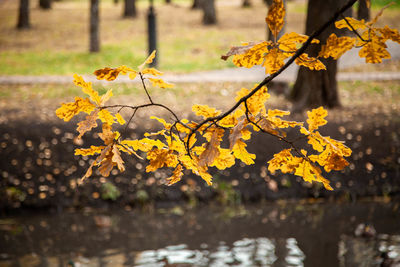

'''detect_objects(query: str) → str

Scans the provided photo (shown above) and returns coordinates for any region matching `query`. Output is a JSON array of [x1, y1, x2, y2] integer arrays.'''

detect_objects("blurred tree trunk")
[[123, 0, 137, 18], [114, 0, 119, 4], [39, 0, 51, 9], [90, 0, 100, 52], [201, 0, 217, 25], [17, 0, 30, 29], [289, 0, 351, 111], [357, 0, 370, 21], [165, 0, 171, 3], [192, 0, 200, 9], [242, 0, 251, 7]]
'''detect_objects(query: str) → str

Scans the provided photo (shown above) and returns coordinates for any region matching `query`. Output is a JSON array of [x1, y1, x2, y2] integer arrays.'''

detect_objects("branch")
[[185, 0, 358, 154]]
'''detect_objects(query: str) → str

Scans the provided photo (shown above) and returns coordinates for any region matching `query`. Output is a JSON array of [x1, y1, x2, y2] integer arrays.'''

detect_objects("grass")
[[1, 0, 399, 76], [0, 0, 302, 75]]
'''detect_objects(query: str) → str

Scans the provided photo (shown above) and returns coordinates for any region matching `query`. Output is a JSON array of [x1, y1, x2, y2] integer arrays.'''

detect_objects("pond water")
[[0, 201, 399, 267]]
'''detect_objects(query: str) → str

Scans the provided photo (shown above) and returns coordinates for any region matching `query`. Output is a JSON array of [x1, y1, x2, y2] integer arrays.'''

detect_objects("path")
[[0, 41, 399, 85]]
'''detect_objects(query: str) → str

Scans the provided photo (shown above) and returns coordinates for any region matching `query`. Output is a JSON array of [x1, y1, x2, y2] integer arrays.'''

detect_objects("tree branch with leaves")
[[56, 0, 400, 191]]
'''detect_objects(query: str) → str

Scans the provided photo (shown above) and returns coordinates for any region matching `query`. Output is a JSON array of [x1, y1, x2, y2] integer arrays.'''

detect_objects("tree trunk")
[[289, 0, 350, 112], [39, 0, 51, 9], [17, 0, 30, 29], [123, 0, 137, 18], [201, 0, 217, 25], [192, 0, 200, 9], [165, 0, 171, 4], [357, 0, 370, 21], [242, 0, 251, 7], [114, 0, 119, 5], [90, 0, 100, 52]]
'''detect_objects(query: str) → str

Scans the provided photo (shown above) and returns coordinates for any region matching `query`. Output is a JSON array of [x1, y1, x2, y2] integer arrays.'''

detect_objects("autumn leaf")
[[229, 118, 246, 149], [221, 41, 262, 60], [115, 113, 126, 125], [146, 148, 178, 172], [142, 68, 163, 76], [77, 110, 99, 139], [199, 130, 221, 167], [212, 148, 236, 170], [94, 65, 136, 81], [56, 97, 96, 122], [295, 53, 326, 71], [98, 154, 115, 177], [319, 34, 356, 60], [138, 50, 156, 70], [192, 104, 221, 119], [335, 17, 366, 31], [263, 48, 287, 74], [232, 139, 256, 165], [148, 78, 174, 89], [167, 165, 183, 185], [306, 106, 328, 131], [111, 145, 125, 172], [75, 145, 105, 156], [266, 0, 285, 39]]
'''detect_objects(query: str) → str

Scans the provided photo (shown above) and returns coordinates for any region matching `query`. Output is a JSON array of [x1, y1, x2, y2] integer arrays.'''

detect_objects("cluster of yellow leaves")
[[221, 0, 324, 75], [333, 8, 400, 63], [268, 107, 351, 190], [222, 1, 399, 75], [56, 52, 175, 180], [94, 51, 174, 88]]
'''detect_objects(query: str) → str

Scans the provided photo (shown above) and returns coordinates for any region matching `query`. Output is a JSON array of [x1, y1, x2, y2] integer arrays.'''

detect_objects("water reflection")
[[1, 202, 399, 266]]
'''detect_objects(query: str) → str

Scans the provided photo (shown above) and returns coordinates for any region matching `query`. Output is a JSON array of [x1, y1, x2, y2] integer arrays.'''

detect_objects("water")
[[0, 201, 399, 266]]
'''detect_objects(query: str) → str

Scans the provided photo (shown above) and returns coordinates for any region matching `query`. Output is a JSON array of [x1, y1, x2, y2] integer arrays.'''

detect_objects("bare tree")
[[90, 0, 100, 52], [17, 0, 30, 29]]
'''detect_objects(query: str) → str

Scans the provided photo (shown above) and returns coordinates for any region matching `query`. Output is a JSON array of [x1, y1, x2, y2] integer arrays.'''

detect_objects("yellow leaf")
[[335, 17, 366, 31], [307, 106, 328, 131], [319, 34, 356, 60], [148, 78, 174, 89], [56, 97, 96, 122], [221, 41, 263, 60], [266, 0, 285, 39], [150, 116, 172, 129], [146, 148, 178, 172], [74, 74, 101, 105], [232, 42, 270, 68], [379, 26, 400, 44], [212, 148, 236, 170], [98, 109, 115, 125], [263, 48, 287, 74], [75, 145, 105, 156], [129, 72, 138, 80], [167, 165, 183, 185], [115, 113, 126, 125], [138, 50, 156, 70], [232, 139, 256, 165], [142, 68, 163, 76], [77, 110, 99, 139], [121, 138, 165, 152], [278, 32, 319, 52], [94, 65, 135, 81], [192, 104, 221, 119], [359, 37, 391, 63], [295, 53, 326, 70], [236, 86, 270, 116]]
